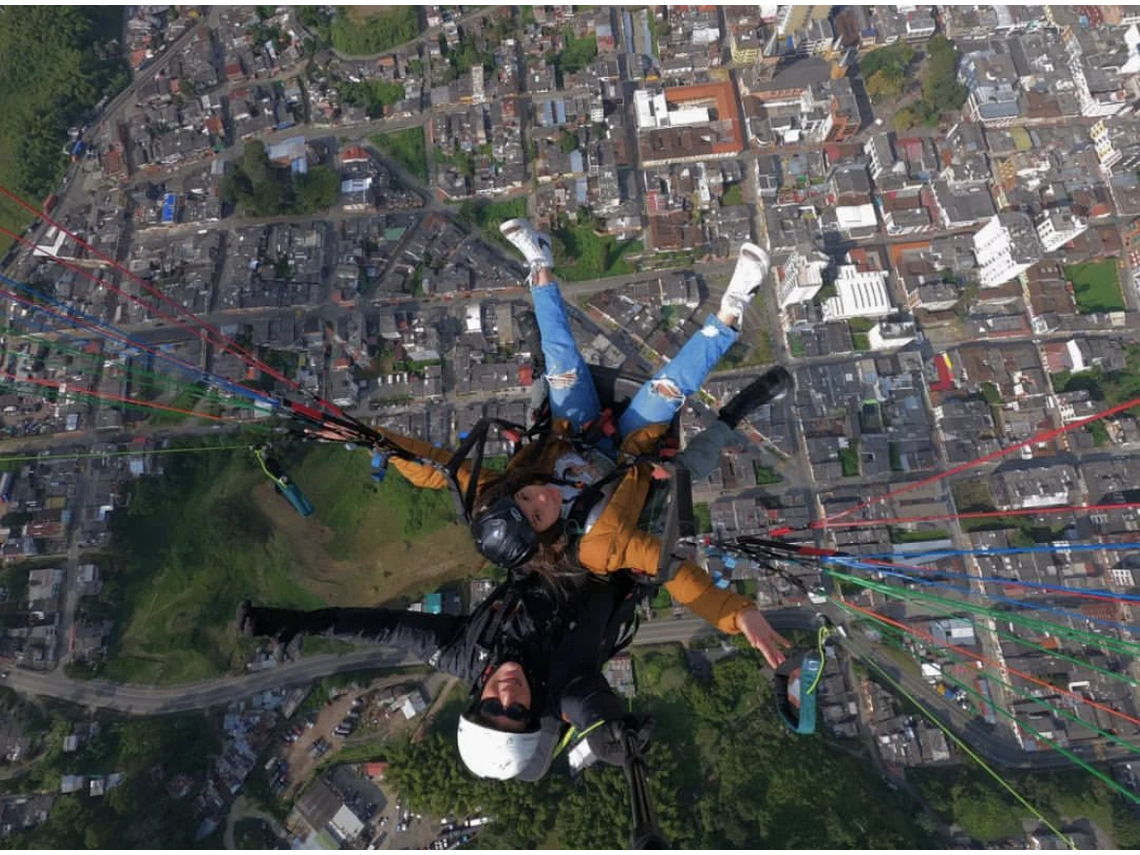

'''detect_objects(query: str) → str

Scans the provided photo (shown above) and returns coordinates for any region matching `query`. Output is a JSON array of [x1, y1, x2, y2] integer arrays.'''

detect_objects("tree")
[[558, 130, 578, 154], [865, 69, 905, 102], [295, 165, 340, 212], [243, 139, 271, 184]]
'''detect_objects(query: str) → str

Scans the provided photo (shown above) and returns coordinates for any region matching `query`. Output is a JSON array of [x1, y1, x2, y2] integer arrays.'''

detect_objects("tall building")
[[1035, 208, 1088, 253], [777, 248, 829, 308], [973, 213, 1043, 287]]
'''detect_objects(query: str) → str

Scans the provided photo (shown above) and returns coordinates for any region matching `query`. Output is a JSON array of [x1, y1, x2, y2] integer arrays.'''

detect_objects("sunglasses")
[[477, 697, 531, 722]]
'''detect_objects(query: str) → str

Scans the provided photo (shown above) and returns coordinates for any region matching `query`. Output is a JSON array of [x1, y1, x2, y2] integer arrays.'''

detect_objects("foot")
[[719, 366, 793, 429], [720, 242, 770, 321], [501, 218, 554, 276]]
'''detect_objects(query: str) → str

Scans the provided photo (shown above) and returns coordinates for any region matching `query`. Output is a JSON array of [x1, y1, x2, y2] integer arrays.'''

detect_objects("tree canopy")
[[220, 141, 341, 216], [0, 7, 128, 252], [385, 650, 931, 848]]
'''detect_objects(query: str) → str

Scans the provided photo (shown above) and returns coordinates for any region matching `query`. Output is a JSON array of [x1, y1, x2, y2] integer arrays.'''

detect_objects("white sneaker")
[[500, 218, 554, 274], [720, 242, 770, 319]]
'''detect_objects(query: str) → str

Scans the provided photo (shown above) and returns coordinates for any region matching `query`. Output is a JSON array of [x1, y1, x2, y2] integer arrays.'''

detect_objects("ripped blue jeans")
[[531, 280, 738, 469]]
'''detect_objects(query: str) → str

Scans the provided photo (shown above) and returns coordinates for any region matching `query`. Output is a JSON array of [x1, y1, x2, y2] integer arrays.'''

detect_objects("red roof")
[[930, 353, 954, 392]]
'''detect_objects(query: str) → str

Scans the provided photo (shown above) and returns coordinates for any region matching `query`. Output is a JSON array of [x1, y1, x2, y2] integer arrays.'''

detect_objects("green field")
[[552, 220, 641, 282], [102, 441, 478, 683], [458, 196, 528, 248], [369, 128, 428, 184], [1065, 260, 1125, 314], [331, 7, 419, 55]]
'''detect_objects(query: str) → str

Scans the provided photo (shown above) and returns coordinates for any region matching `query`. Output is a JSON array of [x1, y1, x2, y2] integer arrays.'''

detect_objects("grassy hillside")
[[102, 440, 480, 683]]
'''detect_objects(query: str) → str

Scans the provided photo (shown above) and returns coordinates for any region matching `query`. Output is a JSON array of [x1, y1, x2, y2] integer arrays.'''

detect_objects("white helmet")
[[456, 714, 542, 780]]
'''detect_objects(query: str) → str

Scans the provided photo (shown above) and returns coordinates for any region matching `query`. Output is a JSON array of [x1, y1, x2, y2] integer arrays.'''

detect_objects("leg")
[[499, 218, 602, 430], [673, 419, 736, 482], [618, 243, 770, 436], [618, 313, 737, 435], [674, 366, 794, 480], [531, 272, 602, 429]]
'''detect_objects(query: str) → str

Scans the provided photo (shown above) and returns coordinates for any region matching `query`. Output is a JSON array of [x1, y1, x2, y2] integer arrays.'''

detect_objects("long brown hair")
[[472, 436, 587, 591]]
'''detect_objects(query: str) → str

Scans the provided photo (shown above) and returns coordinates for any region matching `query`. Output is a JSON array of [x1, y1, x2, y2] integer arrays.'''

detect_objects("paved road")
[[1, 615, 721, 714]]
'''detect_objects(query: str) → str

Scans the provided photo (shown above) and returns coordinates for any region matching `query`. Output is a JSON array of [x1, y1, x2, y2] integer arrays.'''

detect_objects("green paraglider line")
[[832, 603, 1077, 848], [825, 567, 1140, 659], [0, 325, 270, 413], [0, 444, 254, 465], [870, 620, 1140, 806]]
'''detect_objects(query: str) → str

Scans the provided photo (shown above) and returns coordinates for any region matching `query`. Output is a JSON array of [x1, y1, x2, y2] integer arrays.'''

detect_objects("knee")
[[649, 378, 684, 402], [547, 368, 578, 389]]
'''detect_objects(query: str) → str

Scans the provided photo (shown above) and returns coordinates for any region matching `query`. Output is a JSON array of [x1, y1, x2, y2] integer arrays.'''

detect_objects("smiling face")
[[512, 483, 563, 533], [478, 661, 533, 732]]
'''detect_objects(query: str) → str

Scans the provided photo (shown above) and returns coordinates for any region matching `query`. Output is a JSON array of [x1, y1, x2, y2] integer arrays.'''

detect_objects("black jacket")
[[246, 571, 640, 780]]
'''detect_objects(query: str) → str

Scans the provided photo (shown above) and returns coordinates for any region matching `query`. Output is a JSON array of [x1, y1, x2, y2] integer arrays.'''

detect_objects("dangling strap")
[[773, 651, 824, 735]]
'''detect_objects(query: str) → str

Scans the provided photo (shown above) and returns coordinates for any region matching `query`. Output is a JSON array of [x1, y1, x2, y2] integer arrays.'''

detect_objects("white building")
[[973, 212, 1043, 288], [868, 320, 917, 351], [1035, 209, 1088, 253], [835, 203, 879, 237], [821, 265, 893, 321], [777, 248, 829, 308], [633, 89, 711, 130], [864, 133, 897, 180]]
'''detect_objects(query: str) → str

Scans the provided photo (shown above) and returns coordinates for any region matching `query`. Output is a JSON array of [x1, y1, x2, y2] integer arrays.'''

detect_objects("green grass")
[[889, 441, 903, 471], [839, 440, 860, 477], [787, 332, 806, 358], [552, 221, 641, 282], [458, 196, 528, 247], [752, 461, 782, 484], [852, 332, 871, 351], [722, 184, 744, 206], [331, 6, 419, 55], [369, 128, 428, 184], [719, 331, 776, 370], [290, 445, 456, 559], [980, 382, 1002, 405], [101, 441, 473, 684], [1065, 260, 1124, 314]]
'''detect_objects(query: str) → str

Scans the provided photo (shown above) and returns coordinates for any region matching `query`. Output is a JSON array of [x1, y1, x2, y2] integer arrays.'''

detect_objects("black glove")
[[236, 600, 304, 660], [585, 715, 653, 767]]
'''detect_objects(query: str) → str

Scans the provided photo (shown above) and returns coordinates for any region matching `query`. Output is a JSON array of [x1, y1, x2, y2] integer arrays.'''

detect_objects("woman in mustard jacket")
[[371, 219, 792, 671]]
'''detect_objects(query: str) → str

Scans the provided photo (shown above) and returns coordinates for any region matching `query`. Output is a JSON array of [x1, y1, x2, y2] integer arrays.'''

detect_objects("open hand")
[[737, 608, 790, 669]]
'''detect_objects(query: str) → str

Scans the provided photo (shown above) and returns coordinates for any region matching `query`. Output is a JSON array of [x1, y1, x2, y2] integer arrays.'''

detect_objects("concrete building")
[[1035, 208, 1089, 253], [868, 320, 917, 351], [821, 265, 893, 321], [777, 248, 829, 308], [973, 212, 1043, 288], [960, 45, 1022, 127]]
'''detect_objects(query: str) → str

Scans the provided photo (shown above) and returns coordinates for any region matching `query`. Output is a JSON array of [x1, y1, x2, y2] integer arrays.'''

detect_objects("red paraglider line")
[[0, 372, 232, 422]]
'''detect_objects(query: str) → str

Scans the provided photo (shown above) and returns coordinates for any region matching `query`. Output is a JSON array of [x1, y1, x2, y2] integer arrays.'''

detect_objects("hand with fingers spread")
[[736, 608, 791, 669]]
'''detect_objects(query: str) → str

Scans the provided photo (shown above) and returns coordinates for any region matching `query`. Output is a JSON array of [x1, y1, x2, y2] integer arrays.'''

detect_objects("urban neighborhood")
[[1, 4, 1139, 849]]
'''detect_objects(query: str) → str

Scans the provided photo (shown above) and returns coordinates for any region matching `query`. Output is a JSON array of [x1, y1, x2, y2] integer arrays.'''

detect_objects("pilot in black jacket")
[[237, 571, 643, 781]]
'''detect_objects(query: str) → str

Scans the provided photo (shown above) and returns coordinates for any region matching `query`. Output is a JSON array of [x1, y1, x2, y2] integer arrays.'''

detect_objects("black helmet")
[[471, 496, 538, 569]]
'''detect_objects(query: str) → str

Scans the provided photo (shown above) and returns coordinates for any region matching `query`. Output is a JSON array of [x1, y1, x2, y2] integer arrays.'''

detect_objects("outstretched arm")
[[238, 603, 464, 669], [616, 533, 789, 668]]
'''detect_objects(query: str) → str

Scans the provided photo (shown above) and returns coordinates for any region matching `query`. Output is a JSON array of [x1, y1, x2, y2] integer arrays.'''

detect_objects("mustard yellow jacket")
[[376, 420, 754, 635]]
